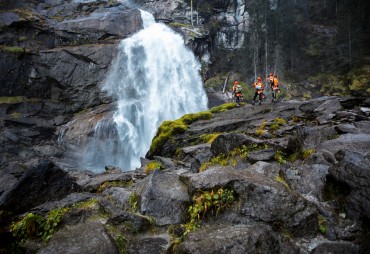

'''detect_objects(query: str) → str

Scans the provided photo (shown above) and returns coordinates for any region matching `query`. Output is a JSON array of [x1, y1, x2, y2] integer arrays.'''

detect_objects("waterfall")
[[82, 10, 208, 171]]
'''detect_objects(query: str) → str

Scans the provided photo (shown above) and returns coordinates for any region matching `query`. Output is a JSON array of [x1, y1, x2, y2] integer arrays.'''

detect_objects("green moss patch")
[[149, 111, 212, 156], [209, 103, 236, 113]]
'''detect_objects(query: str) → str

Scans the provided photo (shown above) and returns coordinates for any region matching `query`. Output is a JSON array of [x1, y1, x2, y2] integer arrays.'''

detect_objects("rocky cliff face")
[[0, 97, 369, 253]]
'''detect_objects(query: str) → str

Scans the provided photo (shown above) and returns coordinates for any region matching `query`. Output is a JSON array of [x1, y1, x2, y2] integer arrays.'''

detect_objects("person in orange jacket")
[[232, 80, 243, 106], [270, 74, 279, 102], [252, 77, 265, 105]]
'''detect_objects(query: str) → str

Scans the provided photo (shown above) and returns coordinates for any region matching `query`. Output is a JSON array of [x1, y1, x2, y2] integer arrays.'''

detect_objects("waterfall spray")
[[82, 10, 208, 171]]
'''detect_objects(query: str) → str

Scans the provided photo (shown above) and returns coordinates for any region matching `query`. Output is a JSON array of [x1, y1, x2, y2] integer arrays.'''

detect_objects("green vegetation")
[[302, 148, 316, 159], [18, 36, 27, 42], [256, 121, 268, 136], [275, 175, 290, 190], [0, 96, 25, 104], [10, 112, 22, 120], [209, 103, 236, 113], [274, 150, 286, 164], [149, 111, 212, 156], [115, 234, 127, 254], [128, 192, 139, 212], [318, 215, 328, 235], [11, 207, 68, 243], [145, 161, 163, 174], [270, 117, 287, 132], [0, 46, 30, 54], [199, 143, 269, 172], [182, 188, 235, 237]]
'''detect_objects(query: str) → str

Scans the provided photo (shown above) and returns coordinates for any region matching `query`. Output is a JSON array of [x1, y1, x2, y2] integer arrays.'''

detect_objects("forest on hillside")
[[189, 0, 370, 98]]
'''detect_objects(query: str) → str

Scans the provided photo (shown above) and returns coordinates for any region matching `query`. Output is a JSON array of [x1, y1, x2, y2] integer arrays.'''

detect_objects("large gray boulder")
[[176, 223, 298, 254], [328, 150, 370, 220], [38, 221, 118, 254], [187, 167, 318, 237], [139, 170, 190, 226], [0, 160, 80, 214]]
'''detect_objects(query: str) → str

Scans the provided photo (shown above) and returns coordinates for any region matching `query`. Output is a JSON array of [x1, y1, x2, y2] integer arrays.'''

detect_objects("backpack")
[[235, 84, 243, 93]]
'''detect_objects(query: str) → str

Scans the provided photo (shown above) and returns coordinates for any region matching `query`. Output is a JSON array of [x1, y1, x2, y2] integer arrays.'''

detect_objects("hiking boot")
[[259, 101, 262, 105], [252, 101, 255, 105]]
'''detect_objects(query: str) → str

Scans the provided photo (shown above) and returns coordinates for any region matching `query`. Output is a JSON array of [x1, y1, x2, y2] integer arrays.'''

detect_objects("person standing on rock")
[[252, 77, 265, 105], [232, 80, 243, 106], [270, 74, 280, 102]]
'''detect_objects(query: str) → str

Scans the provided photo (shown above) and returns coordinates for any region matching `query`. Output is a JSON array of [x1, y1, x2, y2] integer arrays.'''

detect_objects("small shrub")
[[115, 234, 127, 254], [145, 161, 163, 174], [274, 150, 286, 164], [256, 121, 268, 136], [318, 215, 327, 235], [183, 188, 235, 237], [302, 148, 316, 159], [128, 192, 139, 212], [11, 207, 68, 243]]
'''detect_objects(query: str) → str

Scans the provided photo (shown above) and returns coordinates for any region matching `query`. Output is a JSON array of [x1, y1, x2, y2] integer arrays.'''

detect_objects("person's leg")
[[253, 91, 258, 105]]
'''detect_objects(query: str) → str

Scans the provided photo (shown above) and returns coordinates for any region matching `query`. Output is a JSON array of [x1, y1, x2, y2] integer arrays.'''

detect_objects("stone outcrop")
[[1, 95, 369, 253]]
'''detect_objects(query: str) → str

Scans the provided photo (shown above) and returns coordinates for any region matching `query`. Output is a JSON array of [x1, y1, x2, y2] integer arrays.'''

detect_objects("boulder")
[[55, 8, 142, 41], [176, 223, 298, 254], [126, 234, 171, 254], [187, 167, 318, 237], [311, 241, 359, 254], [318, 134, 370, 156], [38, 221, 118, 254], [282, 164, 330, 201], [328, 150, 370, 220], [0, 160, 80, 214], [139, 170, 189, 226], [211, 133, 262, 155], [180, 143, 213, 172]]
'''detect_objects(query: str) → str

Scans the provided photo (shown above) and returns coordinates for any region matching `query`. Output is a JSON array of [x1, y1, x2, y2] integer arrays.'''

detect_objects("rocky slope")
[[1, 96, 369, 253]]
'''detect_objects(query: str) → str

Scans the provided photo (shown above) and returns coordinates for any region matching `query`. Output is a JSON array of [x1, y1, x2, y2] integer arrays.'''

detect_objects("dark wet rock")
[[79, 171, 132, 192], [176, 223, 298, 254], [102, 187, 132, 209], [247, 148, 275, 162], [126, 234, 171, 254], [139, 170, 189, 226], [31, 192, 97, 214], [318, 134, 370, 156], [211, 133, 262, 155], [310, 241, 360, 254], [335, 124, 360, 134], [187, 167, 318, 237], [180, 143, 213, 172], [55, 8, 142, 42], [153, 156, 177, 168], [0, 160, 79, 214], [328, 150, 370, 220], [38, 221, 118, 254], [284, 164, 330, 200], [107, 211, 152, 233]]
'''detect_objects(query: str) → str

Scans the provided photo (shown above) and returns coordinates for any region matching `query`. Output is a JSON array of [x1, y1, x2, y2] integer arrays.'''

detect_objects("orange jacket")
[[272, 77, 279, 88]]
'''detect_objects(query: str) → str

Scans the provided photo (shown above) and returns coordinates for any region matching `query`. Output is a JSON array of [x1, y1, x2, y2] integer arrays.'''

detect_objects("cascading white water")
[[84, 10, 208, 171]]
